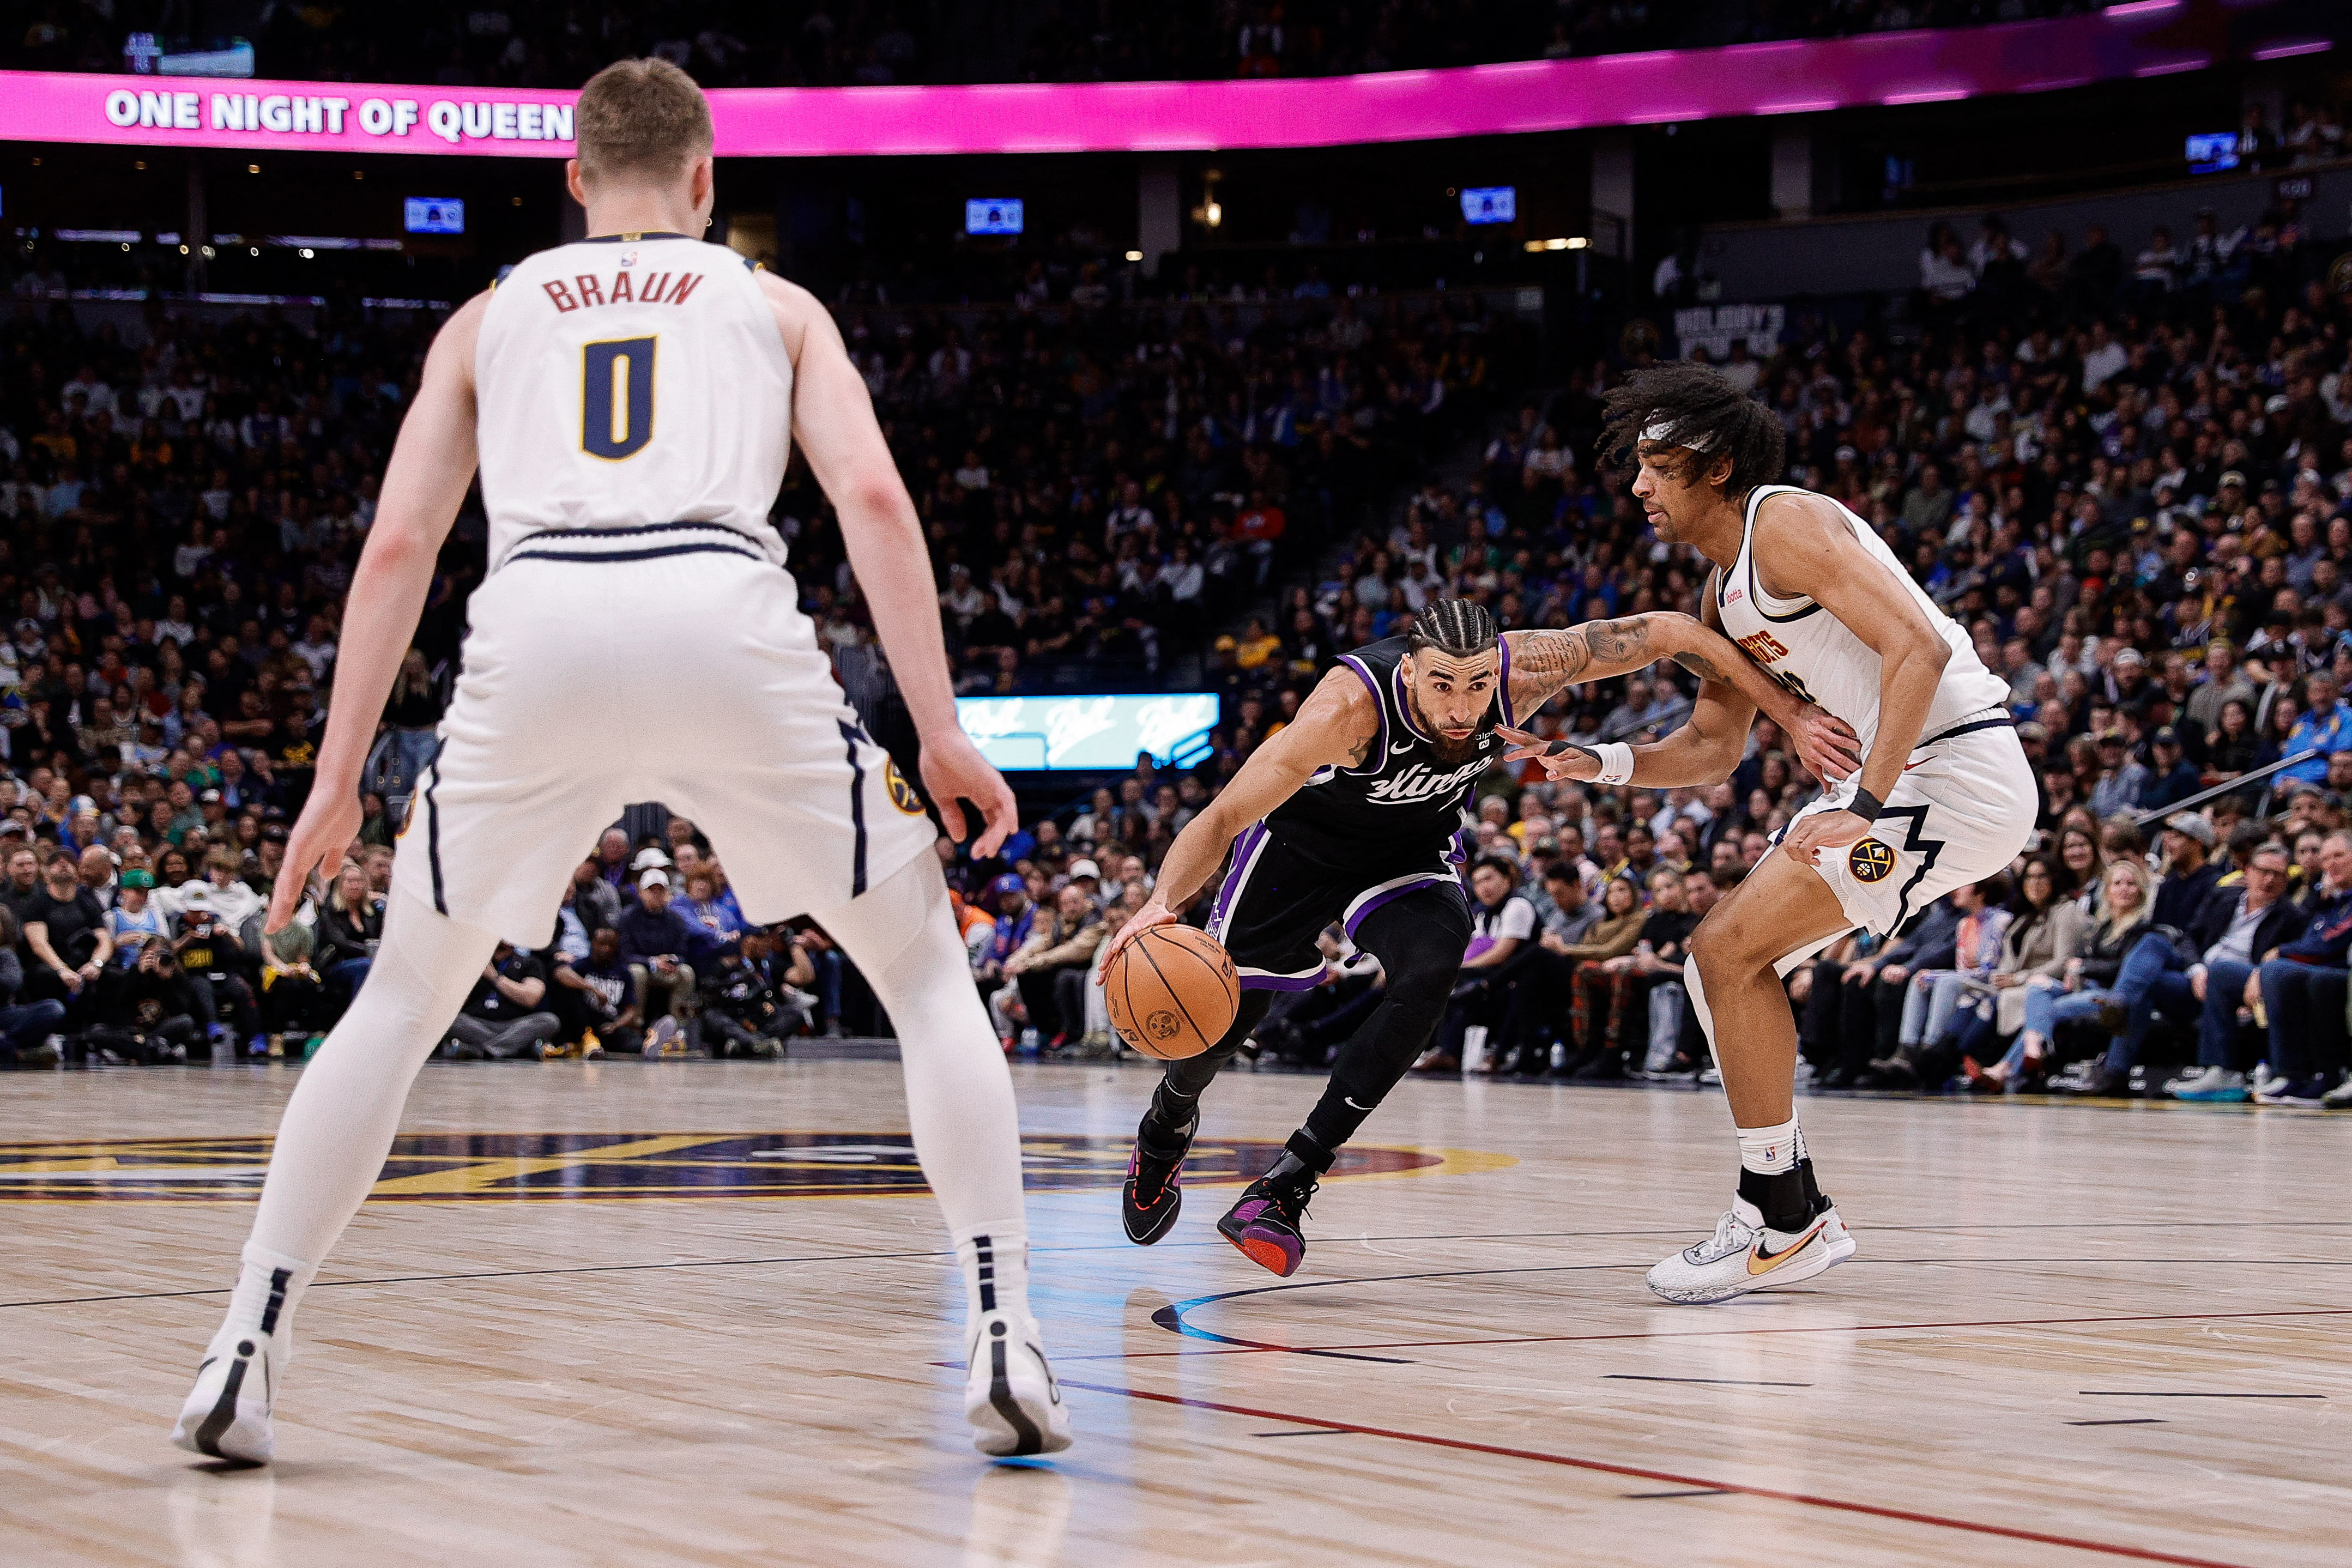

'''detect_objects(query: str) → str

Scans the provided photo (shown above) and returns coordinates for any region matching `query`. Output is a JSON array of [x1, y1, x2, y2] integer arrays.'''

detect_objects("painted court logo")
[[1848, 838, 1896, 883], [0, 1133, 1484, 1203]]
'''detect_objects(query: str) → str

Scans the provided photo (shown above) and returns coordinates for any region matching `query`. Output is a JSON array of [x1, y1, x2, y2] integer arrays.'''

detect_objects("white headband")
[[1641, 420, 1716, 452]]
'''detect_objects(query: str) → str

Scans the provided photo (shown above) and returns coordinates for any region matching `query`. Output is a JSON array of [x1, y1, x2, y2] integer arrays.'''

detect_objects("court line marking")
[[2069, 1419, 2169, 1427], [2079, 1391, 2324, 1400], [1620, 1488, 1734, 1499], [1145, 1262, 2352, 1357], [1057, 1379, 2257, 1568], [1603, 1374, 1812, 1387]]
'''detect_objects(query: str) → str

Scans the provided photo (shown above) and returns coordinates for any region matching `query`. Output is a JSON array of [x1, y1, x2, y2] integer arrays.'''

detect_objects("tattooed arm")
[[1504, 610, 1805, 734], [1102, 667, 1379, 962], [1503, 595, 1861, 784]]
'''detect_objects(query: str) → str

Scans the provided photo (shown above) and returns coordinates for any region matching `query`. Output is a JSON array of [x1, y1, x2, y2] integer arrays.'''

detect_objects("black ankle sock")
[[1276, 1128, 1333, 1180], [1738, 1166, 1811, 1233], [1146, 1080, 1200, 1136], [1797, 1157, 1831, 1215]]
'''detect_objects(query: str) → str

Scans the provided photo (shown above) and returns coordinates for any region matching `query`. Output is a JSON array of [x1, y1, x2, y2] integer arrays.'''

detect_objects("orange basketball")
[[1105, 925, 1240, 1061]]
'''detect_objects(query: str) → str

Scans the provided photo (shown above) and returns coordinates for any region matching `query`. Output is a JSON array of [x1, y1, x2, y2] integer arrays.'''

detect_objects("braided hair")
[[1407, 598, 1497, 659], [1599, 360, 1785, 495]]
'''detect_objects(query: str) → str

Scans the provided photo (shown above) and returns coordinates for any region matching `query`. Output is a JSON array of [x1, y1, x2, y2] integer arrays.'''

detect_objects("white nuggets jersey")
[[475, 233, 792, 567], [1715, 484, 2010, 758]]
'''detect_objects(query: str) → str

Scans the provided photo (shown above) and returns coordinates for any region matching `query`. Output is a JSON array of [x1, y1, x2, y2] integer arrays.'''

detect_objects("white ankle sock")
[[1736, 1117, 1801, 1177], [218, 1244, 317, 1352], [954, 1224, 1032, 1321]]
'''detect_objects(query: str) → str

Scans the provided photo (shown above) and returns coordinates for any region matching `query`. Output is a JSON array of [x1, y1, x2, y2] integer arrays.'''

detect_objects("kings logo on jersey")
[[1365, 752, 1491, 806]]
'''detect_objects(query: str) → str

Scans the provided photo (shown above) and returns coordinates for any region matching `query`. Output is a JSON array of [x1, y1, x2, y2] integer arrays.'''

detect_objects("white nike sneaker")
[[963, 1310, 1071, 1457], [1646, 1195, 1856, 1305], [171, 1327, 284, 1463]]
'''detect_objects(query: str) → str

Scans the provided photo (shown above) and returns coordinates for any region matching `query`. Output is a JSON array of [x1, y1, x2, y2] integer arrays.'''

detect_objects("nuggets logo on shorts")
[[1848, 838, 1896, 883], [882, 759, 925, 815]]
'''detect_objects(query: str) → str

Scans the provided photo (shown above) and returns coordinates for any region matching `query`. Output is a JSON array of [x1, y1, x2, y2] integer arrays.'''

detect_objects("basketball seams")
[[1166, 928, 1238, 1015], [1135, 934, 1211, 1058]]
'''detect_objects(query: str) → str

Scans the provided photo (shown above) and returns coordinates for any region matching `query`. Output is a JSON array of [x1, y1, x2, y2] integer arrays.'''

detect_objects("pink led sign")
[[0, 7, 2232, 159]]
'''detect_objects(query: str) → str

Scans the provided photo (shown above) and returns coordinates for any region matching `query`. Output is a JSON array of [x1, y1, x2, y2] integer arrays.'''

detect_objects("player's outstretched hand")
[[1494, 725, 1601, 782], [1102, 901, 1180, 965], [920, 729, 1019, 859], [1783, 808, 1871, 866], [268, 786, 363, 933], [1786, 706, 1864, 784]]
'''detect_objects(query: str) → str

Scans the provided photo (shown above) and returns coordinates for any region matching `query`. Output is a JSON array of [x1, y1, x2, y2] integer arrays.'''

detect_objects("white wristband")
[[1594, 742, 1636, 786]]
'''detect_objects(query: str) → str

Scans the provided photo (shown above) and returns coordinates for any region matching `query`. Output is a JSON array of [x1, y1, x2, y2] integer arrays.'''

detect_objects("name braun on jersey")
[[540, 270, 706, 313], [1364, 752, 1491, 806]]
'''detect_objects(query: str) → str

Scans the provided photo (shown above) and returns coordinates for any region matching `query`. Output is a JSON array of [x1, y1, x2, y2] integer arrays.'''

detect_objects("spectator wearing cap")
[[2151, 813, 2224, 930], [2138, 728, 2203, 812], [1065, 857, 1105, 910], [2281, 671, 2352, 788], [630, 845, 674, 893], [2087, 731, 2149, 821], [616, 869, 697, 1048], [566, 852, 623, 933], [973, 872, 1035, 1008]]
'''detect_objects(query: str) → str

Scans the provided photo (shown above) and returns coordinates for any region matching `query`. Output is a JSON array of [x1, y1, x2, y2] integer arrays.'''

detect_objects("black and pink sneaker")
[[1120, 1110, 1195, 1246], [1216, 1152, 1319, 1278]]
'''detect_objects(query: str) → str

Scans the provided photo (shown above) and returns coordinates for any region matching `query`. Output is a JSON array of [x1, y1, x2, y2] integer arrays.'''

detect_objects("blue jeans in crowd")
[[327, 957, 373, 1008], [0, 998, 68, 1061], [2258, 961, 2351, 1081], [2108, 931, 2192, 1071], [1994, 983, 2115, 1075]]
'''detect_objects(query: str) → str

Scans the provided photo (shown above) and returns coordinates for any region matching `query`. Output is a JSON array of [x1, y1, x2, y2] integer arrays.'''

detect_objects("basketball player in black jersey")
[[1103, 598, 1861, 1276]]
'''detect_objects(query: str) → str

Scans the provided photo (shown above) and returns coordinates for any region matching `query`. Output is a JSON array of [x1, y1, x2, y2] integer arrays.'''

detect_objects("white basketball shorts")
[[1773, 711, 2037, 947], [391, 523, 937, 945]]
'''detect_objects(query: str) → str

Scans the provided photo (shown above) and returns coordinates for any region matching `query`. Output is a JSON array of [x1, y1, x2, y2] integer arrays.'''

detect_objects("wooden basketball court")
[[2, 1056, 2341, 1567]]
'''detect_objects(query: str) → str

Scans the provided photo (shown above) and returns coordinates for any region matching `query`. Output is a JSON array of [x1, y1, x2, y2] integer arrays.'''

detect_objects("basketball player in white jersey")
[[171, 59, 1068, 1461], [1504, 362, 2034, 1304]]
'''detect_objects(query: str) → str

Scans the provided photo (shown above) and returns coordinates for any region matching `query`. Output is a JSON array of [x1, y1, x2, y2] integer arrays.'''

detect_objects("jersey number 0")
[[582, 336, 656, 460]]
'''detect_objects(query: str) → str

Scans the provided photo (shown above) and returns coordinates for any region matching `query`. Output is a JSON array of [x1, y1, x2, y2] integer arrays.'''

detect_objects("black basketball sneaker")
[[1120, 1108, 1197, 1245], [1216, 1147, 1320, 1277]]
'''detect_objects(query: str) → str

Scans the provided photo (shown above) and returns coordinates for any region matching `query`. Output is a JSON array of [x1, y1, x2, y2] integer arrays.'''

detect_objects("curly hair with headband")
[[1599, 360, 1786, 495]]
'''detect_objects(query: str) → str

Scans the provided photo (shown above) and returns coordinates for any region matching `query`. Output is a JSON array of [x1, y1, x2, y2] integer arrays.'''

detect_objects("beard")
[[1406, 687, 1485, 766]]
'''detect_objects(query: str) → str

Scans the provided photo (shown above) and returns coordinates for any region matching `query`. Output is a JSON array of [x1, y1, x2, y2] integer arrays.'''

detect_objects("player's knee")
[[1382, 945, 1460, 1006], [1685, 917, 1756, 982]]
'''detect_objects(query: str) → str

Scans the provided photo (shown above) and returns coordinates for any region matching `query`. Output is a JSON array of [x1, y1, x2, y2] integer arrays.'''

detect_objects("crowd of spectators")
[[5, 167, 2352, 1102], [7, 0, 2103, 88]]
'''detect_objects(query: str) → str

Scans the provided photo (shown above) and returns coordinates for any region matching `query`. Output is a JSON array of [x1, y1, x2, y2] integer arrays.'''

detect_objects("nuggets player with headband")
[[1508, 362, 2034, 1304], [171, 59, 1068, 1462], [1105, 599, 1860, 1278]]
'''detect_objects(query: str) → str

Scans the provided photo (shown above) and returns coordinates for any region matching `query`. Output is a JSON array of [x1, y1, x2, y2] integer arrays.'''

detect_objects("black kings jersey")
[[1263, 635, 1505, 868]]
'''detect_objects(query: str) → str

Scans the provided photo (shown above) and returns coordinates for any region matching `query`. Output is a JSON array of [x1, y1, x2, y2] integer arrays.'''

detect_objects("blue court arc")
[[0, 1133, 1513, 1203]]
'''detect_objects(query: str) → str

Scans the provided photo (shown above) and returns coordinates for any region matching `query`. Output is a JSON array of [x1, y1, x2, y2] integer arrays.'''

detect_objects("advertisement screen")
[[957, 692, 1218, 771], [1459, 185, 1516, 224], [964, 198, 1024, 235], [403, 196, 465, 233]]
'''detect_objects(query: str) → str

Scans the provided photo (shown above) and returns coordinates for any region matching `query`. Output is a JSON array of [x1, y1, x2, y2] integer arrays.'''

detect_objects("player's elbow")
[[838, 471, 910, 525]]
